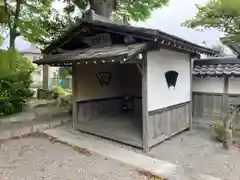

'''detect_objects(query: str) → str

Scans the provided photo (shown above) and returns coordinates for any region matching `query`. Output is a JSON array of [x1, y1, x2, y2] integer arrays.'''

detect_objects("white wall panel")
[[147, 49, 190, 111], [193, 77, 224, 93]]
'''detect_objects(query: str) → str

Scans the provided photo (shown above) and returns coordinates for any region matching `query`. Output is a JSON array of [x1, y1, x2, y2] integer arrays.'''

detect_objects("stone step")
[[0, 119, 64, 140]]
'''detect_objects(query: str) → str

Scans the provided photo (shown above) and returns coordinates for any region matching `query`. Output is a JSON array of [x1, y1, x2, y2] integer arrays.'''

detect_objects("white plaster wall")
[[229, 77, 240, 94], [23, 52, 43, 88], [147, 49, 190, 111], [192, 77, 224, 93], [49, 67, 59, 79], [48, 66, 60, 88]]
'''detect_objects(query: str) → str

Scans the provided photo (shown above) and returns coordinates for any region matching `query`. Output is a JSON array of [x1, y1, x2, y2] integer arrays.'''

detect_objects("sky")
[[131, 0, 224, 48], [1, 0, 233, 54]]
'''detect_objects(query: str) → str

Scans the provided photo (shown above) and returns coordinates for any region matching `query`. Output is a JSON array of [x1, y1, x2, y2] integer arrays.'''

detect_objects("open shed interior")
[[74, 62, 143, 147]]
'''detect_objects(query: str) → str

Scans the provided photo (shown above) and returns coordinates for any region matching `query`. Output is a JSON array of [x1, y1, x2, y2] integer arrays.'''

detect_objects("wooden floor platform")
[[76, 114, 143, 148]]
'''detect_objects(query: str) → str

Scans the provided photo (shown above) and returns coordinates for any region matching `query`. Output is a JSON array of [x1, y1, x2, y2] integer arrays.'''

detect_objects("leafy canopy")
[[0, 48, 35, 77], [212, 43, 226, 56], [183, 0, 240, 35], [0, 0, 169, 48], [0, 0, 81, 47], [70, 0, 169, 21], [0, 35, 3, 46], [113, 0, 169, 21]]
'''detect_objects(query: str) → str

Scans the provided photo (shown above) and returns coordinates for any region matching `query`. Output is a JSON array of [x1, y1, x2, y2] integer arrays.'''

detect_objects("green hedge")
[[0, 49, 34, 116]]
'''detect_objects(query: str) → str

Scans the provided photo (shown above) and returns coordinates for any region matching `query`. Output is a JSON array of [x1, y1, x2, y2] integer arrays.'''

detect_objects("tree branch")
[[9, 0, 21, 48], [3, 0, 11, 28]]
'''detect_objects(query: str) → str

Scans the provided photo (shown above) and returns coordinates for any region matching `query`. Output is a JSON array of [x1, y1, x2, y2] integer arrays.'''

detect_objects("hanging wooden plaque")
[[83, 33, 112, 47]]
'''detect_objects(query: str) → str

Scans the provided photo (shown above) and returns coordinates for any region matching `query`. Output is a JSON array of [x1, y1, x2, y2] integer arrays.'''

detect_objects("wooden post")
[[72, 63, 78, 129], [189, 56, 193, 131], [222, 76, 233, 150], [43, 64, 49, 89], [142, 53, 149, 152], [223, 76, 229, 114]]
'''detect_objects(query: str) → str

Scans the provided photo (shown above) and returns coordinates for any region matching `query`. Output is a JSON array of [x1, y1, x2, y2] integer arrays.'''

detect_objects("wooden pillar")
[[72, 63, 78, 129], [189, 57, 193, 131], [142, 53, 149, 152], [223, 76, 229, 114], [43, 64, 49, 89]]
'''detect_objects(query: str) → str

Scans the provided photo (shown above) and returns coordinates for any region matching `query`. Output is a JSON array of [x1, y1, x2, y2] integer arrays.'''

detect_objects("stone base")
[[0, 120, 63, 140]]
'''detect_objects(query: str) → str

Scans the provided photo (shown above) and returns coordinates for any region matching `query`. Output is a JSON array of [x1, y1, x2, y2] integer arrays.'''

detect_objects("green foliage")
[[113, 0, 169, 21], [1, 0, 169, 48], [0, 4, 8, 25], [0, 48, 34, 76], [58, 67, 72, 79], [52, 85, 70, 98], [58, 67, 69, 79], [221, 34, 240, 54], [0, 49, 34, 116], [0, 35, 4, 46], [183, 0, 240, 35], [212, 43, 226, 56], [212, 121, 226, 142], [71, 0, 169, 22], [0, 0, 80, 47]]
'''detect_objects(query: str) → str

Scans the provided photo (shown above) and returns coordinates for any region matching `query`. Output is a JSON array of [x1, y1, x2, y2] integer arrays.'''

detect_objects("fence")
[[192, 92, 240, 128]]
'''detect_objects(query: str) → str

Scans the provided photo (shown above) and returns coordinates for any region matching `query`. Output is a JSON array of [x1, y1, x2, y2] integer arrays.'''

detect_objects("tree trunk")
[[9, 29, 16, 48], [89, 0, 116, 18], [8, 0, 21, 48], [223, 109, 236, 150]]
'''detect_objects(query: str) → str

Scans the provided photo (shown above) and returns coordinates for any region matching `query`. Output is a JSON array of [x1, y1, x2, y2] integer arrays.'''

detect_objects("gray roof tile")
[[193, 57, 240, 76]]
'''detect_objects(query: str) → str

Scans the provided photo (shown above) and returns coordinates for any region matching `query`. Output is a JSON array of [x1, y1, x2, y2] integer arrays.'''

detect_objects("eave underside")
[[34, 43, 148, 66]]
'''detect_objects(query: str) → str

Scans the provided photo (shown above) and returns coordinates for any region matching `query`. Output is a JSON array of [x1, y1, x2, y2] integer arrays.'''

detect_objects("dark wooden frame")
[[141, 53, 149, 152]]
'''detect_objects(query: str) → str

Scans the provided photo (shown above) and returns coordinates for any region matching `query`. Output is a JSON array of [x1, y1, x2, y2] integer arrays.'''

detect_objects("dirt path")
[[0, 137, 146, 180]]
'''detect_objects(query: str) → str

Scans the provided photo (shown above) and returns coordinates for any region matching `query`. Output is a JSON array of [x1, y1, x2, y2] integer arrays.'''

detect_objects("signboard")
[[165, 70, 179, 90], [83, 33, 112, 47], [96, 72, 112, 86]]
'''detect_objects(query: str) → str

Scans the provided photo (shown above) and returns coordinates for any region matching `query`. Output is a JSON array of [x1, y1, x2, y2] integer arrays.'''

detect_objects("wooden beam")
[[35, 54, 128, 66], [136, 63, 143, 76], [72, 62, 78, 129], [42, 64, 49, 89], [189, 56, 193, 131], [93, 26, 156, 41], [142, 53, 149, 152], [223, 76, 229, 114]]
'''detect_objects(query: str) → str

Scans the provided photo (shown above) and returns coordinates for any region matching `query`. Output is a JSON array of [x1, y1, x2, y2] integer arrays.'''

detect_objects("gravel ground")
[[0, 136, 146, 180], [149, 129, 240, 180], [58, 125, 240, 180]]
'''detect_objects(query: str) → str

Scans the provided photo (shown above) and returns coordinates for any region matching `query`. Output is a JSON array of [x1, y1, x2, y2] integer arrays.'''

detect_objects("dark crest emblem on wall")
[[165, 70, 179, 89], [96, 72, 112, 86]]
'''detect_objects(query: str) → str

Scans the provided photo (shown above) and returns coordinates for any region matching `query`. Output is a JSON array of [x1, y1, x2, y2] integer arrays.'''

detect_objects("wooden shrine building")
[[34, 19, 217, 151]]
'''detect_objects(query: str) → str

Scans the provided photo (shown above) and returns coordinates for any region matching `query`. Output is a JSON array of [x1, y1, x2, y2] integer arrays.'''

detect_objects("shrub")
[[212, 121, 226, 142], [0, 49, 34, 116], [52, 85, 70, 98]]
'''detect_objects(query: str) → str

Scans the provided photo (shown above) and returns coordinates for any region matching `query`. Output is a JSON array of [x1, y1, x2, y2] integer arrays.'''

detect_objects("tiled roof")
[[34, 43, 147, 66], [193, 57, 240, 77], [43, 19, 218, 56]]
